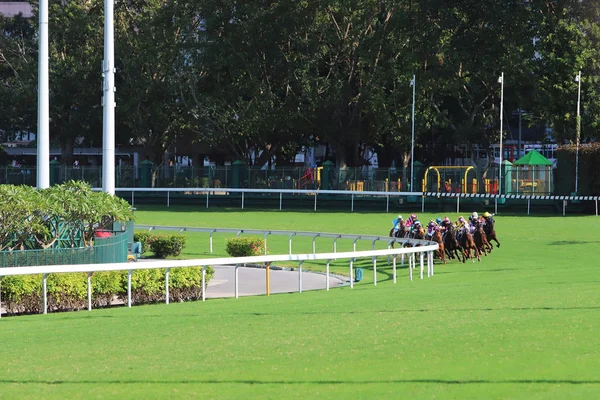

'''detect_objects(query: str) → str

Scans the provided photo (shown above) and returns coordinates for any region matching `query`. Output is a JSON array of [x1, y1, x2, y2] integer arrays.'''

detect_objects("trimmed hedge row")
[[133, 232, 187, 258], [0, 266, 214, 315]]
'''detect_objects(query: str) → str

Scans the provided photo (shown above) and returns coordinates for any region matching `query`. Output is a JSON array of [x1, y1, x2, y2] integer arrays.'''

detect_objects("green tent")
[[511, 150, 553, 194], [513, 149, 553, 166]]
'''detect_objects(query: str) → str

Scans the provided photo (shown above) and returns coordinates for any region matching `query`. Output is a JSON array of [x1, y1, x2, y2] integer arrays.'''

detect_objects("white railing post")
[[353, 236, 361, 252], [409, 253, 413, 281], [264, 232, 271, 255], [314, 193, 317, 211], [326, 259, 331, 291], [165, 268, 170, 304], [457, 196, 460, 213], [420, 252, 424, 279], [298, 261, 303, 293], [386, 195, 389, 212], [241, 191, 244, 209], [351, 194, 354, 212], [235, 264, 239, 299], [393, 255, 397, 283], [87, 272, 93, 311], [209, 229, 216, 253], [43, 273, 48, 314], [373, 257, 377, 286], [279, 192, 282, 210], [202, 266, 206, 302], [206, 192, 209, 208], [312, 234, 320, 254], [127, 269, 132, 307], [349, 259, 354, 289], [288, 233, 295, 255]]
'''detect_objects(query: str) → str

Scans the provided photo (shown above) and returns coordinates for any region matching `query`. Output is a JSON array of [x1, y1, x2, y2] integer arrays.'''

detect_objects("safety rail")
[[0, 230, 438, 317], [107, 187, 599, 215]]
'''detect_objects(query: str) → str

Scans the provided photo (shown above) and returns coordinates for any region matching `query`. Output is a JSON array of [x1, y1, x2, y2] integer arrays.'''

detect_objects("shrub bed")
[[0, 266, 214, 315], [225, 237, 266, 257], [133, 232, 187, 258]]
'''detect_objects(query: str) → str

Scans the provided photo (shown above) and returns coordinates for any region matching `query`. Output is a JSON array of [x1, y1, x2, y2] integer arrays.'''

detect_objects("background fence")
[[0, 232, 128, 268]]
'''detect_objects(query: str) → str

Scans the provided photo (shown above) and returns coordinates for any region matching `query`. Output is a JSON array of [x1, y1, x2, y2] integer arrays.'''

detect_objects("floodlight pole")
[[102, 0, 116, 195], [498, 72, 504, 198], [410, 74, 416, 192], [36, 0, 50, 188], [575, 71, 581, 194]]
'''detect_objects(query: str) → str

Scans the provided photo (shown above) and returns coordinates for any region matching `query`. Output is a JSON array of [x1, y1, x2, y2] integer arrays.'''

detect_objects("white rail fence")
[[0, 231, 438, 318], [110, 187, 599, 215]]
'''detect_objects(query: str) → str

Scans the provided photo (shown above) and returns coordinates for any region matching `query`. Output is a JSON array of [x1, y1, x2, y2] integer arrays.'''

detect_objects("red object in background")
[[94, 230, 112, 238]]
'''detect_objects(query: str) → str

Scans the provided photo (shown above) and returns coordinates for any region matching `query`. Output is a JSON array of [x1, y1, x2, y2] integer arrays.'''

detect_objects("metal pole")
[[373, 258, 377, 286], [392, 255, 397, 283], [351, 194, 354, 212], [409, 253, 413, 281], [288, 233, 295, 255], [575, 71, 581, 194], [167, 191, 170, 207], [457, 196, 460, 213], [386, 195, 389, 212], [206, 192, 209, 208], [527, 198, 531, 215], [596, 199, 598, 216], [349, 259, 354, 289], [266, 262, 270, 296], [165, 268, 170, 304], [43, 274, 48, 314], [518, 108, 522, 159], [314, 193, 317, 211], [421, 195, 425, 213], [235, 264, 239, 299], [102, 0, 116, 195], [326, 260, 331, 291], [298, 261, 303, 293], [241, 192, 244, 209], [563, 200, 566, 216], [127, 270, 132, 307], [410, 74, 416, 191], [202, 266, 206, 302], [87, 272, 92, 311], [279, 192, 282, 210], [420, 252, 424, 280], [37, 0, 50, 189], [499, 72, 504, 199]]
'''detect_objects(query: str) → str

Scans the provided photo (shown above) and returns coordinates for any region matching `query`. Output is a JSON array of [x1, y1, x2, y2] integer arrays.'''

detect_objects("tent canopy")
[[513, 149, 553, 166]]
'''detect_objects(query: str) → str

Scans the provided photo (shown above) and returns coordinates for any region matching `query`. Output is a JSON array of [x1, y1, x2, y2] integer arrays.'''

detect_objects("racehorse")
[[431, 229, 446, 264], [389, 219, 407, 239], [483, 218, 500, 248], [472, 220, 492, 256], [457, 227, 481, 262], [442, 225, 462, 261]]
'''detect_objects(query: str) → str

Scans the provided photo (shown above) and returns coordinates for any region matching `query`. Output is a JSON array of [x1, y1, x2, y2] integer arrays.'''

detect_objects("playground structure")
[[422, 166, 480, 194]]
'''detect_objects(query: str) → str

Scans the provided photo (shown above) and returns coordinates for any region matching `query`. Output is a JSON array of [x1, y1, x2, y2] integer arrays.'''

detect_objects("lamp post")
[[498, 72, 504, 201], [37, 0, 49, 188], [410, 74, 416, 192], [575, 71, 581, 194], [102, 0, 116, 195]]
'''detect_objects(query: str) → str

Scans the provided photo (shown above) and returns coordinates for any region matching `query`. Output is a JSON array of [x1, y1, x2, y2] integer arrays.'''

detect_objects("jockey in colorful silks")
[[426, 220, 439, 238], [405, 214, 418, 228], [392, 215, 404, 236]]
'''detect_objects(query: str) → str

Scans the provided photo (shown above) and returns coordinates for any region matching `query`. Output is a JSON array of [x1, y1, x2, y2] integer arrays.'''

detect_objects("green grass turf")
[[1, 207, 599, 399]]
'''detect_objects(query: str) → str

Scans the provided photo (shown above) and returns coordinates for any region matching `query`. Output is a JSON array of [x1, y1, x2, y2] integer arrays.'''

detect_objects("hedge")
[[225, 237, 266, 257], [0, 266, 214, 315], [133, 232, 187, 258]]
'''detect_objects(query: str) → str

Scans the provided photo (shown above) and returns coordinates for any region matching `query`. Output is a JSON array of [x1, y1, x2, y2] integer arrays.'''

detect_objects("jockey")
[[440, 216, 452, 232], [392, 215, 404, 235], [411, 220, 422, 233], [482, 211, 494, 222], [457, 216, 470, 231], [406, 213, 418, 228], [469, 211, 479, 225], [435, 217, 443, 226], [426, 220, 438, 238]]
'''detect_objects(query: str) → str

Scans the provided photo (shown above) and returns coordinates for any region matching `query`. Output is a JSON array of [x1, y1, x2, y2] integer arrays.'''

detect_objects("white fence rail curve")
[[0, 231, 437, 318], [104, 187, 599, 215]]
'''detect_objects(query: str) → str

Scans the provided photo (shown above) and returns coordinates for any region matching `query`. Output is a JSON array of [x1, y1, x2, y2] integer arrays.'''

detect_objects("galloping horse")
[[443, 225, 462, 261], [389, 219, 407, 239], [483, 218, 500, 248], [431, 229, 446, 264], [457, 227, 481, 262], [472, 221, 492, 256]]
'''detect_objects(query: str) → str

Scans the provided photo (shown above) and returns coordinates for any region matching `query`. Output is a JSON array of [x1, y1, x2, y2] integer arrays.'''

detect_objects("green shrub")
[[225, 237, 265, 257], [133, 232, 187, 258], [0, 265, 213, 314]]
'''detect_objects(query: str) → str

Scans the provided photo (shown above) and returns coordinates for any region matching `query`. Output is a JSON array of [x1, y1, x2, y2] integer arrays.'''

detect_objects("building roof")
[[0, 2, 33, 17]]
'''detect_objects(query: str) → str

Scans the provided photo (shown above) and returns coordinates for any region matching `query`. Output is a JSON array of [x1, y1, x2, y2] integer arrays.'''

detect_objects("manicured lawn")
[[1, 208, 599, 399]]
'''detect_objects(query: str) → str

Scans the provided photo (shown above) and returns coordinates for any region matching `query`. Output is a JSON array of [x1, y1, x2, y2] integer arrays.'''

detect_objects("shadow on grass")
[[548, 240, 600, 245], [0, 378, 598, 385]]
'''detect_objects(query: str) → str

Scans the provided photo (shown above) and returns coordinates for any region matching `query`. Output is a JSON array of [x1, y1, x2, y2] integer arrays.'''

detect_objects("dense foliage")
[[1, 0, 599, 170], [0, 266, 214, 314], [225, 237, 266, 257], [0, 181, 133, 251], [133, 232, 187, 258]]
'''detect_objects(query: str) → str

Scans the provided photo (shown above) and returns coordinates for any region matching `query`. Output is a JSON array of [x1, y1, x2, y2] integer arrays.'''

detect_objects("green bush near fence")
[[133, 232, 187, 258], [225, 237, 266, 257], [0, 266, 214, 314]]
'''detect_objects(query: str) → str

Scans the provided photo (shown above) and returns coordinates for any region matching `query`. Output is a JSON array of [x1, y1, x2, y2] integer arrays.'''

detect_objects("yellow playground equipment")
[[422, 166, 478, 193]]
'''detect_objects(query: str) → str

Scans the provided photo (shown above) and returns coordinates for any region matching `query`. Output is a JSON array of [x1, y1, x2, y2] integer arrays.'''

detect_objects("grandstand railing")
[[0, 231, 438, 317], [0, 232, 128, 268], [112, 187, 599, 216]]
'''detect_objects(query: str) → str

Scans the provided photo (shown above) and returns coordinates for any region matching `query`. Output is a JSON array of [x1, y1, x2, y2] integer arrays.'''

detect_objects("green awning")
[[513, 149, 553, 166]]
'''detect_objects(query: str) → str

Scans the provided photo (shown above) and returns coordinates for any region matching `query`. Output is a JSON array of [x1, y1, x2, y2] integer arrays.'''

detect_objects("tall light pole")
[[102, 0, 116, 195], [498, 72, 504, 200], [575, 71, 581, 194], [410, 74, 416, 192], [36, 0, 50, 188]]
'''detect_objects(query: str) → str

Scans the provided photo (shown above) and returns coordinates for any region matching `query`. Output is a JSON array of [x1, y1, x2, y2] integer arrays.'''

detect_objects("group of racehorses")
[[389, 216, 500, 264]]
